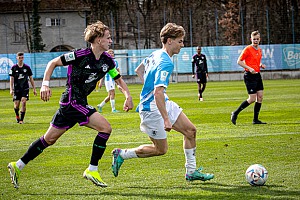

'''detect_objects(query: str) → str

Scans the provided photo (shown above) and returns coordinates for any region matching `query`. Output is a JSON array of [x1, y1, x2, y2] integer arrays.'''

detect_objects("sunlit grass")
[[0, 79, 299, 199]]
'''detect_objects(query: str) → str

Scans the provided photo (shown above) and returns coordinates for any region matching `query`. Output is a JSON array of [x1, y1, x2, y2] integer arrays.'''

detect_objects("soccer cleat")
[[16, 116, 20, 123], [252, 120, 267, 124], [111, 148, 124, 177], [199, 98, 204, 101], [231, 112, 237, 125], [185, 167, 214, 182], [112, 109, 120, 113], [83, 168, 107, 187], [19, 121, 24, 124], [8, 162, 21, 189], [97, 105, 102, 113]]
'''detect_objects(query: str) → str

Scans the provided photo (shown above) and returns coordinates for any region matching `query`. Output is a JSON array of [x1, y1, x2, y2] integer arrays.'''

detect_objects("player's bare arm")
[[154, 86, 172, 132], [9, 76, 14, 96], [260, 63, 266, 69], [135, 63, 145, 83], [40, 57, 63, 102], [237, 60, 257, 74], [115, 78, 133, 112], [29, 76, 37, 96], [99, 78, 104, 89]]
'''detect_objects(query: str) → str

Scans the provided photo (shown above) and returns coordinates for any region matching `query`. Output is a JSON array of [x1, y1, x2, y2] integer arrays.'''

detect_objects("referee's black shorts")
[[243, 72, 264, 94]]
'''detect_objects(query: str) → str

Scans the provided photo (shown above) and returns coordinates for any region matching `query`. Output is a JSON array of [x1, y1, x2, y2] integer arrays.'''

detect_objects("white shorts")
[[139, 100, 183, 139], [105, 79, 115, 92]]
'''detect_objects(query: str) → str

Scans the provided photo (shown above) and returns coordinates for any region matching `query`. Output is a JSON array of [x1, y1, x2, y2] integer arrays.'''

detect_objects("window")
[[14, 21, 26, 43], [45, 18, 65, 27]]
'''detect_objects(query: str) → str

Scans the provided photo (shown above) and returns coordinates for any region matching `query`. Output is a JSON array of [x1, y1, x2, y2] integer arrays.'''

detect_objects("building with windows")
[[0, 0, 89, 54]]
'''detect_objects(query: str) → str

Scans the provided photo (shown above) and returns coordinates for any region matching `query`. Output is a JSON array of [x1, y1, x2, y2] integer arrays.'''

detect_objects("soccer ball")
[[245, 164, 268, 186]]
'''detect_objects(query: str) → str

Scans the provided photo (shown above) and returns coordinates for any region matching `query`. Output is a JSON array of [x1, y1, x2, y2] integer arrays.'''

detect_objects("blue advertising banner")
[[0, 44, 299, 80]]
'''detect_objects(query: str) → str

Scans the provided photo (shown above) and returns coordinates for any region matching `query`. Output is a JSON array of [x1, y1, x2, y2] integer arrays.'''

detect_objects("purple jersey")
[[60, 48, 120, 106], [9, 64, 33, 93]]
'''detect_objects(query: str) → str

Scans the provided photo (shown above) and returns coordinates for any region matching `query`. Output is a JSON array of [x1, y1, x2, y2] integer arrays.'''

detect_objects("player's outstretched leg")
[[8, 162, 21, 189], [185, 167, 214, 182], [111, 148, 124, 177], [83, 168, 107, 187]]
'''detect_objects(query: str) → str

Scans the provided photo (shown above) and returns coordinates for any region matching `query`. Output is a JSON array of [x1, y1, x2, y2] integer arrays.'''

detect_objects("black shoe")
[[252, 120, 267, 124], [231, 112, 237, 125]]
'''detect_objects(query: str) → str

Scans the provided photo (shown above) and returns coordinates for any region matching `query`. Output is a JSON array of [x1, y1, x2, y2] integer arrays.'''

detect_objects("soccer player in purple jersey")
[[9, 52, 37, 124], [111, 23, 214, 183], [7, 21, 133, 189], [192, 46, 208, 101]]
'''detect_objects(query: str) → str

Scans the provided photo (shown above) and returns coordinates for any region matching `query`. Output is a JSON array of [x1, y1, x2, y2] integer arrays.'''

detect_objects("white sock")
[[16, 159, 25, 170], [110, 99, 115, 110], [99, 101, 106, 107], [88, 164, 98, 171], [120, 149, 138, 160], [184, 148, 197, 174]]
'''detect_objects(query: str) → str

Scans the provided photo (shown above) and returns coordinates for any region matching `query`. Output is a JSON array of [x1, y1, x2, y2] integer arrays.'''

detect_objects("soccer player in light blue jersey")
[[97, 49, 121, 113], [112, 23, 214, 182]]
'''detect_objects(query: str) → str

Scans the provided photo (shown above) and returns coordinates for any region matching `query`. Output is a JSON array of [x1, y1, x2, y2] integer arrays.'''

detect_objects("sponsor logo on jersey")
[[160, 71, 169, 81], [64, 52, 75, 62], [18, 74, 24, 79], [85, 73, 97, 83], [85, 65, 91, 69]]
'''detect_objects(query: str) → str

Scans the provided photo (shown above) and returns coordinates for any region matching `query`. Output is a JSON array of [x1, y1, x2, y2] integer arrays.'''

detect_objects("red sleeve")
[[239, 46, 250, 61]]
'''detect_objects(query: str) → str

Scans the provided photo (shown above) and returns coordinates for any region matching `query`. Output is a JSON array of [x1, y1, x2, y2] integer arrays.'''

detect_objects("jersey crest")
[[102, 64, 109, 72], [85, 73, 97, 83]]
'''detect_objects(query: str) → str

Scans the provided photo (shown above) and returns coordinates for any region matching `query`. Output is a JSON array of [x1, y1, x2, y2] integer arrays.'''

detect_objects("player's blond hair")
[[107, 49, 114, 54], [160, 23, 185, 44], [84, 21, 109, 43], [251, 30, 260, 38]]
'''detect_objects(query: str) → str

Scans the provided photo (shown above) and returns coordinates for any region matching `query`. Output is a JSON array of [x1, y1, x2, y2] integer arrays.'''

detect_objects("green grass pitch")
[[0, 79, 299, 199]]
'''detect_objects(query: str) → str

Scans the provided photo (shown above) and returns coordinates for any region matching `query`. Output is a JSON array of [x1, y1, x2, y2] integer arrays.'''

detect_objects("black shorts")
[[196, 72, 207, 83], [244, 72, 264, 94], [13, 89, 29, 101], [51, 102, 97, 130]]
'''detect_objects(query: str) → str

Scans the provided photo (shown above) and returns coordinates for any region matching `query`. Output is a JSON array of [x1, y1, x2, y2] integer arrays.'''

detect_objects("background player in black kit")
[[192, 46, 208, 101], [8, 21, 133, 189], [9, 52, 37, 124]]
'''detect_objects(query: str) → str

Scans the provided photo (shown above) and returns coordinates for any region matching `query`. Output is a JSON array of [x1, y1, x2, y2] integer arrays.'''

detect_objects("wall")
[[0, 11, 86, 54]]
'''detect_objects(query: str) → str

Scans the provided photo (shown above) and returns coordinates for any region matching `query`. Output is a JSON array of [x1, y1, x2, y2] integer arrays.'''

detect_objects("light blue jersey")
[[139, 49, 174, 111], [105, 59, 118, 82]]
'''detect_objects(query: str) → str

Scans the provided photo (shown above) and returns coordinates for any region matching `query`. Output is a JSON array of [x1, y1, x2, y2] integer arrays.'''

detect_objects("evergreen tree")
[[31, 0, 45, 52]]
